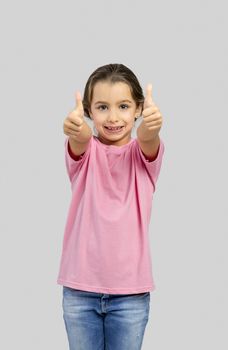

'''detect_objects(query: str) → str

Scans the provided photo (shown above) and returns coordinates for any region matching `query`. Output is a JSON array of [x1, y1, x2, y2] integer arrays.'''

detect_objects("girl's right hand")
[[63, 91, 85, 140]]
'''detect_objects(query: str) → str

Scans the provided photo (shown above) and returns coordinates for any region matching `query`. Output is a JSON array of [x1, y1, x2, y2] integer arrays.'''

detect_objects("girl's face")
[[89, 81, 142, 146]]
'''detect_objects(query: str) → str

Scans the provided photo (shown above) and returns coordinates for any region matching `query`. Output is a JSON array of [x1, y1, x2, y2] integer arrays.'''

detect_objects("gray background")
[[0, 0, 227, 349]]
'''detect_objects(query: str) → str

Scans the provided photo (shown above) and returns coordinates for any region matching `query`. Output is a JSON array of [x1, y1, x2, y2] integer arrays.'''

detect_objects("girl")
[[57, 63, 165, 350]]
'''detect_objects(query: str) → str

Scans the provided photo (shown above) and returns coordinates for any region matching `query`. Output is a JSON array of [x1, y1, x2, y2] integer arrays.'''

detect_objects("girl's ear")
[[88, 108, 93, 120], [135, 103, 143, 118]]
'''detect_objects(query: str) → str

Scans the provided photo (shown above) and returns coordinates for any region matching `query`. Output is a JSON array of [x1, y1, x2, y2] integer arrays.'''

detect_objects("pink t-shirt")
[[57, 135, 165, 294]]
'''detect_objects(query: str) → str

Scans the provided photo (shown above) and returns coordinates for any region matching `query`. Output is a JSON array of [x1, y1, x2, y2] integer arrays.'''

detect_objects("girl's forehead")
[[92, 81, 133, 102]]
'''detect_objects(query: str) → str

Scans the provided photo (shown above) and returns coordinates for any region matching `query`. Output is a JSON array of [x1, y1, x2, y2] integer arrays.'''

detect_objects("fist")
[[142, 83, 163, 134], [63, 91, 85, 140]]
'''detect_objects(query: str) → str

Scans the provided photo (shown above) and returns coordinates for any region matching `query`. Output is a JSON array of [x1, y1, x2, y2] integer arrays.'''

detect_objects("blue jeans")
[[62, 286, 150, 350]]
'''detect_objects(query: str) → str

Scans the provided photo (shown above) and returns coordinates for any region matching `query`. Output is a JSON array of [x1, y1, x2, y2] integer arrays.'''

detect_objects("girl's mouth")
[[104, 126, 124, 134]]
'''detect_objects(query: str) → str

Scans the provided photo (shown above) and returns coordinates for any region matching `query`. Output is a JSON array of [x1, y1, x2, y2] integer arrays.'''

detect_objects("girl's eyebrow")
[[94, 99, 132, 105]]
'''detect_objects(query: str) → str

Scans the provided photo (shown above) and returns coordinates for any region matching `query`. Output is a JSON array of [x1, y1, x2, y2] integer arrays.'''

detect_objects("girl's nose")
[[107, 109, 119, 122]]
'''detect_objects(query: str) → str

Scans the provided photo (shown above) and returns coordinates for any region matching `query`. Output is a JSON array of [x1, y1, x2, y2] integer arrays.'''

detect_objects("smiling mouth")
[[104, 126, 124, 129], [104, 126, 124, 133]]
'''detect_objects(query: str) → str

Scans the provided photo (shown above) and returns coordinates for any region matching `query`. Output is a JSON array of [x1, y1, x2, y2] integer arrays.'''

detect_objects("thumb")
[[75, 91, 84, 114], [143, 83, 154, 109]]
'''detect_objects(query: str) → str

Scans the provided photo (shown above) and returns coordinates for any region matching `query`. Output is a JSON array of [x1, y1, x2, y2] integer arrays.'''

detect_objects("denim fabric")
[[62, 286, 150, 350]]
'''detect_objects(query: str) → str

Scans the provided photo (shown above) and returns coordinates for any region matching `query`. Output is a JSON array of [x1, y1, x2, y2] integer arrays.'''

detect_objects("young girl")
[[57, 63, 165, 350]]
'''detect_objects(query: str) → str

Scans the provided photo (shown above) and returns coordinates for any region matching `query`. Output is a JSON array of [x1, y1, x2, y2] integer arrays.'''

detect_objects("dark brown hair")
[[82, 63, 144, 121]]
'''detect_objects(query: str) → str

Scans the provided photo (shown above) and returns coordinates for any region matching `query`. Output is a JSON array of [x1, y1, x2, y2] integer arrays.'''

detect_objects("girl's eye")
[[97, 104, 129, 110], [120, 104, 129, 109], [97, 105, 107, 110]]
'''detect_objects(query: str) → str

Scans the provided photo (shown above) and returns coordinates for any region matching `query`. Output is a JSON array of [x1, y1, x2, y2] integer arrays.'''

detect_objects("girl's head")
[[82, 63, 145, 146]]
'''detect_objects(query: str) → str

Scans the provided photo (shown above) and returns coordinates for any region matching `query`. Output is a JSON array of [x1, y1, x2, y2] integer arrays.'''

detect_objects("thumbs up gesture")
[[141, 83, 163, 139], [63, 91, 85, 140]]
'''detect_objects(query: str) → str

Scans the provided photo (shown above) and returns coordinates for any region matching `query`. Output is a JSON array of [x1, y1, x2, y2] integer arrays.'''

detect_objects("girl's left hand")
[[142, 84, 163, 137]]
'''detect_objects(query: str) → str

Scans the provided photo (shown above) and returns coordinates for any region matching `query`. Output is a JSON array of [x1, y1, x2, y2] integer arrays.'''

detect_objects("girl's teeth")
[[104, 126, 124, 133], [107, 127, 121, 130]]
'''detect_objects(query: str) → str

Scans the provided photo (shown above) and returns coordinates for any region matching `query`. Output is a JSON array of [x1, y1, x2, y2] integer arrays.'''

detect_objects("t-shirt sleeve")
[[134, 137, 165, 191], [64, 136, 92, 182]]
